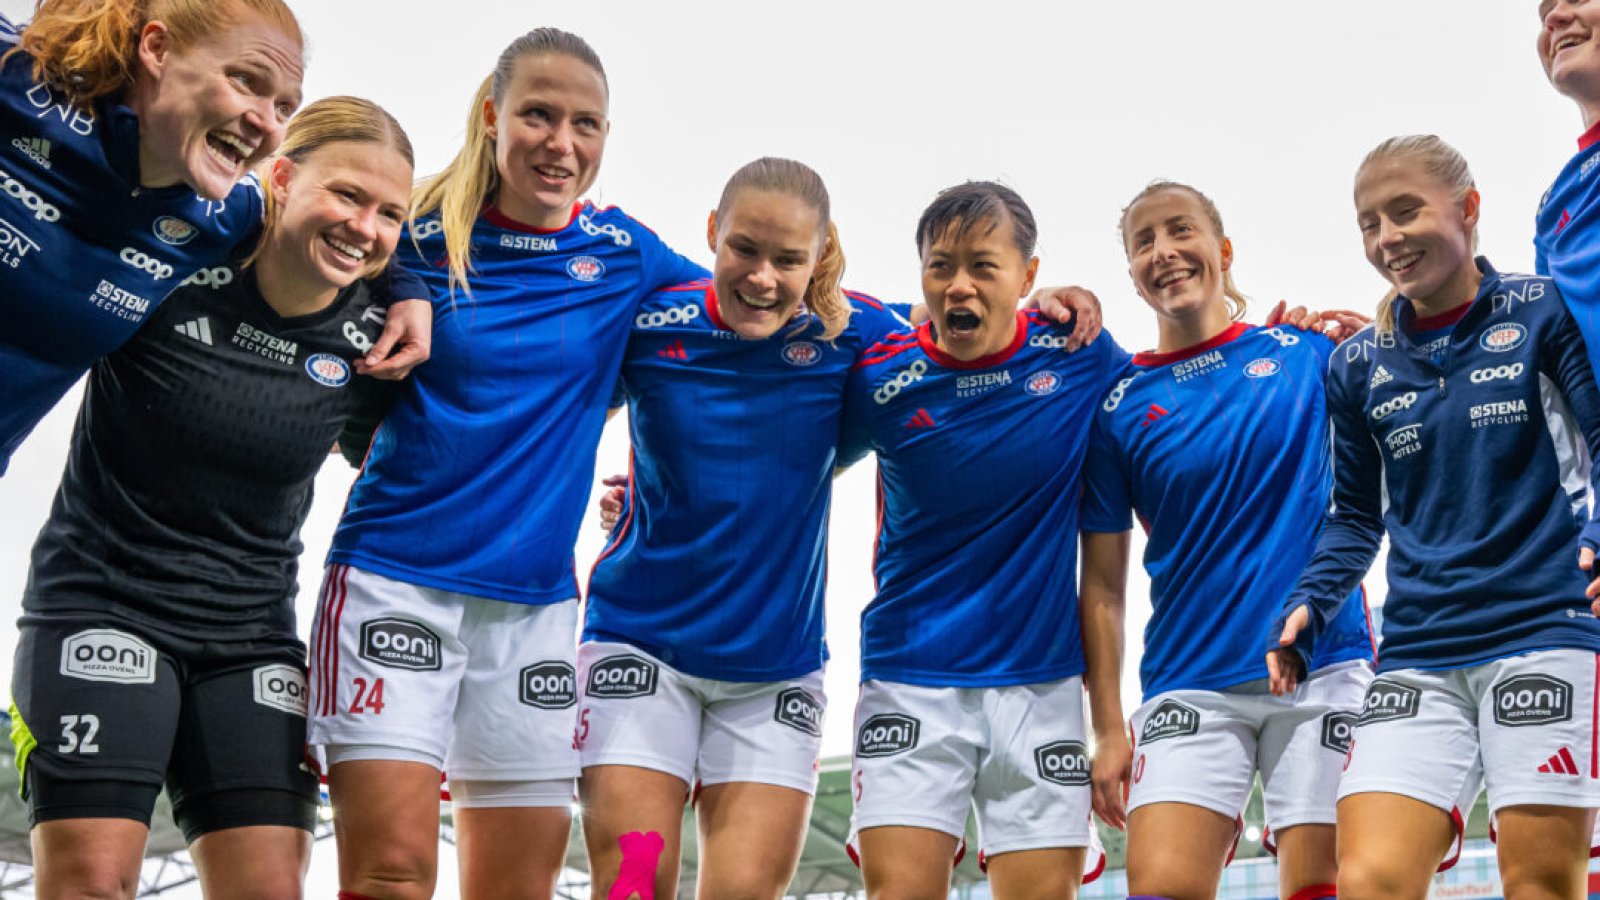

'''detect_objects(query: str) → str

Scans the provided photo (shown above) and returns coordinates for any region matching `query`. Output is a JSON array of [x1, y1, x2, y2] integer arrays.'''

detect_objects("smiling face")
[[920, 212, 1039, 361], [487, 52, 609, 229], [1122, 188, 1234, 326], [1354, 155, 1481, 311], [1540, 0, 1600, 116], [707, 188, 824, 340], [131, 12, 304, 200], [267, 140, 411, 297]]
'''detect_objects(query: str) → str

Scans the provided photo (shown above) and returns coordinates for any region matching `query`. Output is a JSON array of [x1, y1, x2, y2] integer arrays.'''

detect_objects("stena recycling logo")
[[1479, 323, 1527, 353], [781, 341, 821, 367], [1244, 358, 1282, 379], [856, 713, 919, 757], [253, 664, 308, 716], [567, 255, 605, 282], [304, 353, 351, 388], [1026, 371, 1062, 396], [1034, 741, 1090, 786], [774, 687, 824, 736], [152, 215, 197, 246], [60, 629, 156, 684]]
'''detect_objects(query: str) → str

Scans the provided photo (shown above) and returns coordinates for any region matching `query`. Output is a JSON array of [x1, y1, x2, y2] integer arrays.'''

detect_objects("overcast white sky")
[[0, 0, 1581, 892]]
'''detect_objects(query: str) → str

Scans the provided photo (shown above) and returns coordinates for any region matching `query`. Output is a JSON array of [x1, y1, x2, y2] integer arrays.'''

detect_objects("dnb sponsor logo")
[[253, 664, 308, 716], [567, 255, 604, 282], [152, 216, 198, 246], [1034, 740, 1090, 786], [358, 618, 441, 671], [1138, 699, 1199, 744], [0, 213, 40, 269], [1359, 680, 1420, 725], [781, 341, 821, 367], [1321, 711, 1356, 753], [305, 353, 351, 387], [60, 629, 156, 685], [24, 82, 95, 136], [1493, 674, 1572, 728], [1480, 323, 1527, 353], [774, 687, 823, 736], [856, 713, 919, 758], [1025, 371, 1062, 396], [1244, 358, 1281, 379], [875, 359, 928, 404], [586, 654, 658, 699], [520, 661, 577, 709]]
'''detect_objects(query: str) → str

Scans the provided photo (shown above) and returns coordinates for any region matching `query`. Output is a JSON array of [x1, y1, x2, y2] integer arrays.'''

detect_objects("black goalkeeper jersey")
[[23, 262, 402, 640]]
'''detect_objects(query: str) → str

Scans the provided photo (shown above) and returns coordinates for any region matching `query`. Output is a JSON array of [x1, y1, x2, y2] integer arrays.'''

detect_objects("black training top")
[[23, 261, 402, 640]]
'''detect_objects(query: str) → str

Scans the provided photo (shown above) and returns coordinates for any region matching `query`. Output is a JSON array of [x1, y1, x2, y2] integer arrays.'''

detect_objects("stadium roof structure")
[[0, 742, 1495, 898]]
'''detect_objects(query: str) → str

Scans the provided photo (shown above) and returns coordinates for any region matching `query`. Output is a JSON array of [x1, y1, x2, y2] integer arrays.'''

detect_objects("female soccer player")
[[10, 95, 413, 900], [838, 182, 1127, 900], [306, 30, 707, 900], [1538, 0, 1600, 378], [0, 0, 427, 475], [1075, 181, 1374, 900], [577, 157, 907, 900], [1271, 135, 1600, 900]]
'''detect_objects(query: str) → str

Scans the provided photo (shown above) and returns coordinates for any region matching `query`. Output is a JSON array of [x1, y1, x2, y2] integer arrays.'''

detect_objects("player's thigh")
[[1493, 805, 1597, 900], [1335, 792, 1457, 900], [984, 847, 1088, 900], [327, 759, 444, 899], [189, 825, 312, 900], [856, 826, 960, 900], [1270, 824, 1336, 900], [29, 816, 149, 900], [1125, 803, 1236, 900], [454, 797, 574, 900], [696, 781, 813, 900], [579, 766, 688, 900], [166, 647, 318, 844]]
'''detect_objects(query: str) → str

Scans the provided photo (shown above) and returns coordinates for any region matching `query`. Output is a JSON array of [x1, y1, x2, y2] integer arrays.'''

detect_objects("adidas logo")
[[174, 317, 212, 346], [1140, 404, 1169, 428], [1370, 365, 1393, 389], [904, 408, 937, 430], [11, 136, 51, 170], [1558, 208, 1574, 234], [1537, 747, 1581, 776], [656, 339, 687, 361]]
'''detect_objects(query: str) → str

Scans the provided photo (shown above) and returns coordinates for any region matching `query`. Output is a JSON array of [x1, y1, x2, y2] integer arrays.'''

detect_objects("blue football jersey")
[[1080, 323, 1373, 700], [1281, 260, 1600, 672], [840, 311, 1130, 687], [1537, 120, 1600, 380], [328, 204, 705, 604], [585, 284, 908, 680], [0, 18, 263, 472]]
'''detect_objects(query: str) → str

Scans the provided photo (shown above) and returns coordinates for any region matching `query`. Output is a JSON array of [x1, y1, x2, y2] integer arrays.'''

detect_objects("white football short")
[[848, 676, 1101, 872], [1341, 648, 1599, 815], [575, 641, 825, 794], [306, 564, 581, 785], [1128, 661, 1372, 833]]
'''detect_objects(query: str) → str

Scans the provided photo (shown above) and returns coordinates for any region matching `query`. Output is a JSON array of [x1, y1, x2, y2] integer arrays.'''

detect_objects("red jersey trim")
[[482, 201, 582, 234], [1409, 300, 1472, 332], [1132, 321, 1250, 367], [705, 284, 730, 331], [1581, 120, 1600, 152], [915, 310, 1028, 370]]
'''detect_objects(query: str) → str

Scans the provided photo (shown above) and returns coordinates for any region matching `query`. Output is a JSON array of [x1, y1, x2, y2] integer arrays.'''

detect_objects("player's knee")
[[344, 848, 437, 900], [864, 878, 950, 900], [1336, 855, 1429, 900], [701, 869, 789, 900], [1499, 865, 1586, 900], [36, 863, 139, 900]]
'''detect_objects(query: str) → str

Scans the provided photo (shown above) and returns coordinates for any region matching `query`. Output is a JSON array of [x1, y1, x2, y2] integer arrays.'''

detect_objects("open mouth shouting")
[[944, 307, 983, 338]]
